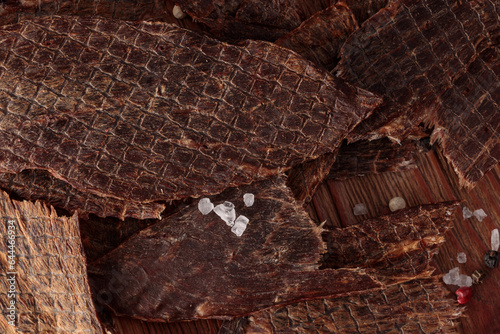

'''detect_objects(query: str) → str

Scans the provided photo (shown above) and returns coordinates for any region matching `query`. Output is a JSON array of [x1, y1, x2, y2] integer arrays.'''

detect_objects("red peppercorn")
[[455, 286, 473, 304]]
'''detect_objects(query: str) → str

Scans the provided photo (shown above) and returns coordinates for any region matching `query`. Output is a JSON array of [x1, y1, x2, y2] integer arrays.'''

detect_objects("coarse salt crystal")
[[389, 197, 406, 212], [492, 228, 499, 251], [458, 274, 473, 287], [462, 206, 473, 219], [243, 193, 254, 207], [231, 215, 249, 237], [457, 252, 467, 263], [353, 203, 368, 216], [172, 5, 187, 19], [214, 201, 236, 226], [198, 198, 214, 215], [473, 209, 487, 222]]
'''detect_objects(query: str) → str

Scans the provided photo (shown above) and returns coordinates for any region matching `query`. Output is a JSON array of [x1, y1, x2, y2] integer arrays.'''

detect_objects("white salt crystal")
[[353, 203, 368, 216], [462, 206, 473, 219], [198, 198, 214, 215], [214, 201, 236, 226], [231, 215, 249, 237], [243, 193, 254, 207], [389, 197, 406, 212], [442, 273, 452, 285], [172, 5, 187, 19], [458, 274, 473, 287], [449, 267, 459, 284], [457, 252, 467, 263], [473, 208, 487, 222], [492, 228, 499, 251]]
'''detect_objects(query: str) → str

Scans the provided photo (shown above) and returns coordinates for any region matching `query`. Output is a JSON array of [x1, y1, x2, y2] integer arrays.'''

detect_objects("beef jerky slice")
[[88, 175, 383, 321], [336, 0, 500, 186], [0, 169, 165, 219], [176, 0, 330, 41], [0, 0, 204, 31], [239, 277, 462, 334], [0, 191, 102, 333], [322, 202, 458, 283], [276, 3, 359, 71], [329, 137, 430, 179], [334, 0, 389, 24], [0, 16, 381, 220]]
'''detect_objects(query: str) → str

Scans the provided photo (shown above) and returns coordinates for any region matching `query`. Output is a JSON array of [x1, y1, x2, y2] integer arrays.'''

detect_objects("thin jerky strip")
[[276, 3, 359, 70], [322, 202, 458, 283], [0, 16, 381, 219], [0, 190, 102, 333], [176, 0, 330, 41], [88, 175, 383, 321], [328, 137, 430, 179], [0, 169, 165, 219], [336, 0, 500, 186], [241, 277, 462, 334]]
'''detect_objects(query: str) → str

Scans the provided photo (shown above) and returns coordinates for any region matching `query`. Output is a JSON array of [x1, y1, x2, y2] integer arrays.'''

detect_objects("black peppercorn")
[[484, 250, 499, 268]]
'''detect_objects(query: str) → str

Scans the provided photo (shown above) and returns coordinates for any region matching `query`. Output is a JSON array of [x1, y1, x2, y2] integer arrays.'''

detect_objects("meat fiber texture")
[[276, 3, 359, 70], [237, 277, 462, 334], [176, 0, 330, 41], [0, 16, 381, 220], [328, 137, 430, 179], [336, 0, 500, 187], [322, 202, 458, 283], [88, 175, 384, 321], [0, 190, 102, 333]]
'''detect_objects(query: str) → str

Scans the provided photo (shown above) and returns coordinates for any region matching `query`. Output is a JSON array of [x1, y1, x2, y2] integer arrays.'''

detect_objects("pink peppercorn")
[[456, 286, 473, 304]]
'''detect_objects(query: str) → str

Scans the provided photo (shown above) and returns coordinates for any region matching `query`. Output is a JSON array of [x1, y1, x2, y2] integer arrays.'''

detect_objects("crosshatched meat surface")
[[88, 176, 383, 321], [0, 16, 381, 219], [336, 0, 500, 186]]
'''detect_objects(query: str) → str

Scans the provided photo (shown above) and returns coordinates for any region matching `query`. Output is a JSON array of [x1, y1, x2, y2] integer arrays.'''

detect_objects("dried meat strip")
[[175, 0, 330, 41], [276, 3, 359, 70], [0, 169, 166, 219], [328, 137, 430, 179], [336, 0, 500, 186], [88, 175, 383, 321], [322, 202, 458, 283], [0, 190, 103, 333], [238, 277, 462, 334], [0, 16, 381, 219]]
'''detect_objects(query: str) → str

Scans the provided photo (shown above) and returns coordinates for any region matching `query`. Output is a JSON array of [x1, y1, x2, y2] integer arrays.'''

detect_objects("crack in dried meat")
[[0, 190, 103, 333], [88, 175, 384, 321], [336, 0, 500, 186], [276, 3, 359, 70], [0, 15, 381, 219]]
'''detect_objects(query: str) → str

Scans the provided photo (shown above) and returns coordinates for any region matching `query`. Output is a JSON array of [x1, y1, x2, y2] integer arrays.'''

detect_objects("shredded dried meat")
[[0, 16, 381, 219]]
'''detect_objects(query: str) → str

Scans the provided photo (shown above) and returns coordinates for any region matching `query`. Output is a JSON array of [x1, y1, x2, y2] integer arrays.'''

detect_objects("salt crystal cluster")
[[457, 252, 467, 263], [443, 267, 472, 287], [353, 203, 368, 216], [492, 228, 499, 251], [243, 193, 254, 207], [214, 201, 236, 226], [232, 215, 249, 237], [462, 206, 473, 219], [473, 209, 487, 221], [389, 197, 406, 212], [198, 198, 214, 215]]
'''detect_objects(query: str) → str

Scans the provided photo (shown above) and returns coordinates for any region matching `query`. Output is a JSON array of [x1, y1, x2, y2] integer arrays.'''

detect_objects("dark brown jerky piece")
[[176, 0, 330, 41], [88, 175, 383, 321], [286, 153, 337, 202], [276, 3, 359, 70], [334, 0, 389, 24], [328, 137, 430, 179], [0, 169, 165, 219], [322, 202, 458, 283], [0, 0, 205, 32], [336, 0, 500, 186], [0, 16, 381, 220], [241, 277, 462, 334], [0, 190, 103, 333]]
